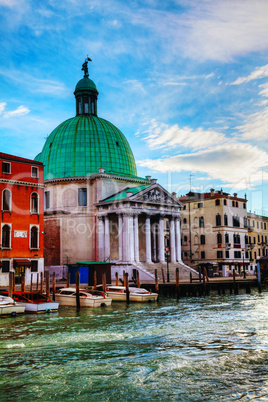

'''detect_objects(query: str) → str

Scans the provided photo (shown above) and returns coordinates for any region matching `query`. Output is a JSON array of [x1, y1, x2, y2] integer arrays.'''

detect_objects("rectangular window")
[[234, 251, 241, 258], [245, 251, 249, 259], [217, 250, 223, 258], [198, 202, 203, 208], [233, 216, 240, 227], [244, 217, 248, 228], [2, 260, 10, 273], [257, 221, 259, 229], [2, 162, 11, 174], [225, 250, 229, 258], [201, 251, 205, 259], [31, 166, 38, 178], [31, 261, 38, 272], [265, 223, 267, 230], [45, 191, 50, 209], [78, 188, 87, 206]]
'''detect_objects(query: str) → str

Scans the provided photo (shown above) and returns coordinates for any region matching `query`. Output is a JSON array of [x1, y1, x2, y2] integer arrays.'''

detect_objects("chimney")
[[210, 188, 214, 196], [99, 167, 105, 174], [172, 192, 177, 197], [150, 178, 157, 184], [126, 191, 133, 198]]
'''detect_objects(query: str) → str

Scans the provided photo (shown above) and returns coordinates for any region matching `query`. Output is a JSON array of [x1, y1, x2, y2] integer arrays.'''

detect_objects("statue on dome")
[[82, 57, 92, 78]]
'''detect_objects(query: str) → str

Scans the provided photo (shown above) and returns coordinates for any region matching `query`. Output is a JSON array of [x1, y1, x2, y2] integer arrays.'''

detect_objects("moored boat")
[[97, 285, 158, 302], [55, 287, 112, 307], [0, 291, 59, 313], [0, 295, 26, 316]]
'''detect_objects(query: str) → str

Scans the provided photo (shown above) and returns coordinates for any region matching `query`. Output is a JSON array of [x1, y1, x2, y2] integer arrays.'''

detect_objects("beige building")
[[179, 189, 250, 277], [247, 212, 268, 272]]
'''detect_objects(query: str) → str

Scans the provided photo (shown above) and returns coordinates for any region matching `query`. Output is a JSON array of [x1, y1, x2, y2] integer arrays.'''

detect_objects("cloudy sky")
[[1, 0, 268, 213]]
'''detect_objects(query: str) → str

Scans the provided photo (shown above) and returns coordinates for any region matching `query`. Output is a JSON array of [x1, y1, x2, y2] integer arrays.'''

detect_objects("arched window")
[[2, 224, 10, 248], [199, 216, 204, 228], [216, 214, 221, 226], [224, 214, 228, 226], [200, 235, 205, 245], [225, 233, 229, 244], [224, 199, 227, 206], [183, 218, 187, 224], [31, 193, 38, 213], [2, 189, 11, 211], [30, 226, 38, 249], [194, 235, 198, 245], [217, 233, 222, 244], [215, 199, 220, 206], [184, 236, 187, 243]]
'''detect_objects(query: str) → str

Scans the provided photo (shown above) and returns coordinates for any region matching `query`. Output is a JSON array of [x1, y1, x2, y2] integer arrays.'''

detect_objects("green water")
[[0, 291, 268, 401]]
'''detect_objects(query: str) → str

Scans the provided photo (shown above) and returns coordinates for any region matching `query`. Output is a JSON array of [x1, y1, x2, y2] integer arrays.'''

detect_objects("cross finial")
[[81, 56, 92, 78]]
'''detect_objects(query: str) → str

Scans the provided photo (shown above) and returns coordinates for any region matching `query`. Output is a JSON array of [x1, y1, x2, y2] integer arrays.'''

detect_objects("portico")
[[96, 182, 183, 264]]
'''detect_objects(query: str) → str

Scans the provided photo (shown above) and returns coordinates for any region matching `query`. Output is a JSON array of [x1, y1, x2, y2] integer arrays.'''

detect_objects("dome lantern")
[[74, 57, 99, 116]]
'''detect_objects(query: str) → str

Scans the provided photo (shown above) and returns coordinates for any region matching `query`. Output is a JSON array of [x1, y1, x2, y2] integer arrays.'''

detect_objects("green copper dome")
[[36, 115, 137, 180], [35, 59, 137, 180]]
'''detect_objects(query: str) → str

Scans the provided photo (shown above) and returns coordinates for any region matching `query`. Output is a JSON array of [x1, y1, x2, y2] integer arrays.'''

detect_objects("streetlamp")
[[242, 249, 246, 279], [165, 247, 170, 282]]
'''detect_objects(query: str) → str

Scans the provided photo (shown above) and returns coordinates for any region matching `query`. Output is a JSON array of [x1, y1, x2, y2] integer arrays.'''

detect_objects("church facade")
[[36, 60, 184, 279]]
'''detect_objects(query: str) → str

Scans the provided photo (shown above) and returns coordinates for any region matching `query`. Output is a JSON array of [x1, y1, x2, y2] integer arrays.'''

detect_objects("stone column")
[[129, 214, 134, 262], [158, 215, 165, 263], [145, 215, 152, 263], [134, 214, 139, 262], [98, 217, 105, 261], [104, 215, 110, 261], [118, 214, 123, 261], [175, 217, 182, 262], [152, 223, 157, 262], [170, 217, 176, 263], [122, 214, 129, 262]]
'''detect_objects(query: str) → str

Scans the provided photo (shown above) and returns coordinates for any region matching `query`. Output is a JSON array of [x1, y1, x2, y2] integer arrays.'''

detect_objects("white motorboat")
[[0, 295, 25, 316], [55, 287, 112, 307], [97, 285, 158, 302], [1, 291, 59, 313]]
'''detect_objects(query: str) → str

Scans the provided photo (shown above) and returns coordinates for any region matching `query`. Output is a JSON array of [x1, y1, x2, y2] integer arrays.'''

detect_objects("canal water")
[[0, 290, 268, 401]]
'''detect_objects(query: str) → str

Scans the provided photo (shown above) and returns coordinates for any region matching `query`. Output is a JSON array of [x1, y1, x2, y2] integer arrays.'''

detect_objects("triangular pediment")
[[131, 183, 182, 207]]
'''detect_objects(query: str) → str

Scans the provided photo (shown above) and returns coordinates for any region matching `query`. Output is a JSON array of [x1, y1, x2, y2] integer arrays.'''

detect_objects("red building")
[[0, 152, 44, 286]]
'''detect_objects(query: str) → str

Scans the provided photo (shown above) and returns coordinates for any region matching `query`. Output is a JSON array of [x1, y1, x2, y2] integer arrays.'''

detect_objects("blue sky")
[[1, 0, 268, 213]]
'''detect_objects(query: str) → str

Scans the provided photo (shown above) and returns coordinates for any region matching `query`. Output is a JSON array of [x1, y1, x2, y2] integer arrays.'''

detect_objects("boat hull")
[[16, 302, 59, 313], [106, 292, 158, 302], [0, 305, 25, 316], [55, 294, 112, 307]]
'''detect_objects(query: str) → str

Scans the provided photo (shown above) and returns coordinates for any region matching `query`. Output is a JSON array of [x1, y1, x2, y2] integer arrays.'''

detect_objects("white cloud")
[[0, 102, 6, 115], [231, 64, 268, 85], [182, 1, 268, 62], [259, 83, 268, 98], [141, 119, 227, 151], [137, 143, 268, 185], [4, 105, 30, 118], [237, 107, 268, 141]]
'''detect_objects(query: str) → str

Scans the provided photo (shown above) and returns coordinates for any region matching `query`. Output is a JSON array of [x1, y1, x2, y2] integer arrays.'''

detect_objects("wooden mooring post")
[[8, 272, 13, 298], [155, 269, 159, 293], [36, 273, 39, 292], [115, 271, 119, 286], [30, 273, 33, 292], [75, 270, 80, 310], [233, 269, 239, 295], [175, 268, 180, 299], [94, 269, 97, 290], [136, 270, 140, 288], [40, 272, 43, 294], [161, 267, 165, 284], [52, 272, 56, 301], [125, 272, 130, 304], [21, 274, 25, 292], [102, 273, 107, 294], [66, 271, 70, 288], [45, 271, 50, 298]]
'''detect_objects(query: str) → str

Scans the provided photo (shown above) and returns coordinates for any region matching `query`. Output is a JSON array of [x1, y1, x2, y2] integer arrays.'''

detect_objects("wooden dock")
[[141, 276, 259, 298]]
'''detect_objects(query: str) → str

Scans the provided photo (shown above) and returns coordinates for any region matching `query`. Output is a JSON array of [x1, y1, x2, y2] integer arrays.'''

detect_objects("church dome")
[[35, 59, 137, 180]]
